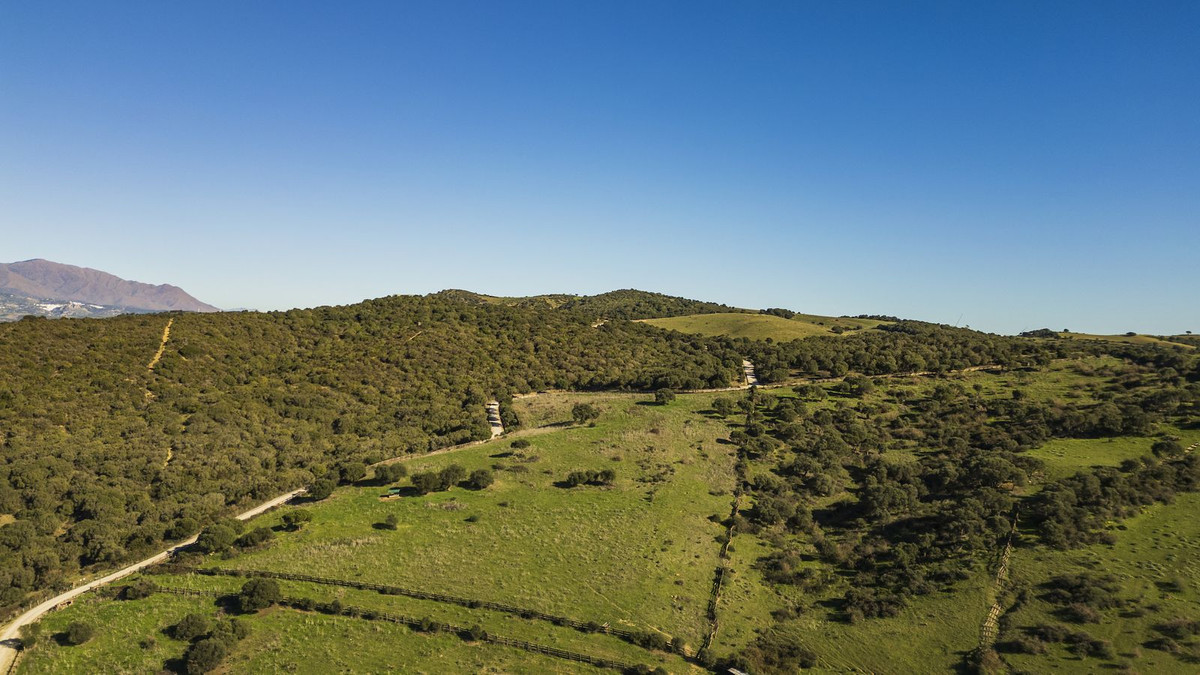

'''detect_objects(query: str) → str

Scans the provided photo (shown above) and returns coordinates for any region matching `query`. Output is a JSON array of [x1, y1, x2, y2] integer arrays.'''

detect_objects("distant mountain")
[[0, 259, 219, 319]]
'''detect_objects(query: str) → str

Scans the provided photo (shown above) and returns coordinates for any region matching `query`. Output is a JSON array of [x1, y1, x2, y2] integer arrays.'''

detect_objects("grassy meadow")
[[640, 312, 886, 341]]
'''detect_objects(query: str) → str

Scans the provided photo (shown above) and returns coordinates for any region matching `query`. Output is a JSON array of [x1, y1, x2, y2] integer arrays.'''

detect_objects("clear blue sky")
[[2, 1, 1197, 334]]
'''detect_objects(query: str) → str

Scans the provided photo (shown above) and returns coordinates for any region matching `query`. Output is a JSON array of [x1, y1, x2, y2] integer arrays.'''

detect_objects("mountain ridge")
[[0, 259, 219, 314]]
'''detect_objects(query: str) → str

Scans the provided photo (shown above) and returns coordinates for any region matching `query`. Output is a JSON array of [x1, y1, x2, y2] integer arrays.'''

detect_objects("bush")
[[195, 523, 239, 554], [238, 578, 281, 613], [281, 509, 312, 530], [466, 468, 494, 490], [374, 463, 408, 483], [169, 613, 212, 641], [439, 464, 467, 487], [120, 579, 157, 600], [184, 637, 228, 674], [571, 403, 600, 424], [382, 513, 399, 530], [564, 469, 616, 487], [307, 477, 337, 501], [235, 526, 274, 548], [653, 389, 676, 405], [63, 621, 94, 645], [510, 438, 531, 449], [337, 461, 367, 484], [17, 623, 40, 649]]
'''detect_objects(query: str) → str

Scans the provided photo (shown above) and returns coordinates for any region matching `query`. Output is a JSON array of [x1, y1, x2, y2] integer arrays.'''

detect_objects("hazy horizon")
[[2, 2, 1197, 335]]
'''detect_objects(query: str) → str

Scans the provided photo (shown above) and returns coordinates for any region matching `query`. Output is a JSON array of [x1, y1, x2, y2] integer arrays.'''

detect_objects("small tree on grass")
[[63, 621, 94, 645], [374, 463, 407, 484], [184, 637, 228, 675], [571, 403, 600, 425], [654, 389, 676, 405], [410, 471, 441, 495], [238, 578, 281, 613], [382, 513, 399, 530], [169, 613, 212, 641], [439, 464, 467, 488], [466, 468, 494, 490], [281, 509, 312, 531], [712, 397, 735, 417], [307, 477, 337, 501], [18, 623, 41, 649], [510, 438, 531, 449]]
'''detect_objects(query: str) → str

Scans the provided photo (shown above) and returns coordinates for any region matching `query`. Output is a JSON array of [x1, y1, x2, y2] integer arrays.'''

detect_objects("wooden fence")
[[152, 585, 636, 671]]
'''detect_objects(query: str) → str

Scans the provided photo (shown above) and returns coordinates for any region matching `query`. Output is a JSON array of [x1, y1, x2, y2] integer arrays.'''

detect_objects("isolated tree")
[[439, 464, 467, 489], [654, 389, 676, 405], [410, 471, 442, 495], [308, 477, 337, 501], [382, 513, 399, 530], [63, 621, 94, 645], [195, 523, 237, 554], [238, 578, 281, 613], [170, 613, 212, 641], [184, 637, 228, 675], [712, 397, 735, 417], [374, 463, 407, 484], [281, 509, 312, 530], [466, 468, 494, 490], [571, 403, 600, 425]]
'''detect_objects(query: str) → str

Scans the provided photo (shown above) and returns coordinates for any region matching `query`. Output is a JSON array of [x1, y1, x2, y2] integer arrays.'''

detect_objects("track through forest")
[[146, 318, 172, 370], [0, 489, 304, 672]]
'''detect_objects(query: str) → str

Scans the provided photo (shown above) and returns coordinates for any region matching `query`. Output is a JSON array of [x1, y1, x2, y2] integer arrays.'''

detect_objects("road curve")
[[0, 489, 305, 672]]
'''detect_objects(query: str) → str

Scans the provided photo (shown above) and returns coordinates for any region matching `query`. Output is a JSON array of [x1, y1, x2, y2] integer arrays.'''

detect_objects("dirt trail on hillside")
[[0, 489, 304, 673], [147, 318, 173, 370]]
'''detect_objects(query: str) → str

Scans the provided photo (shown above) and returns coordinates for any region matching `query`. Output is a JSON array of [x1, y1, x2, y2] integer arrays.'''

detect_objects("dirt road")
[[0, 489, 304, 672]]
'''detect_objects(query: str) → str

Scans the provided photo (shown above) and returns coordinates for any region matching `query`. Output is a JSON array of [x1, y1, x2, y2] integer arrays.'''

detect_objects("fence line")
[[150, 584, 636, 672], [147, 566, 668, 650]]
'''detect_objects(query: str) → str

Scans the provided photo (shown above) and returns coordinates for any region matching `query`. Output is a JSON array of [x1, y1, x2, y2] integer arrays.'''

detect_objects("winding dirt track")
[[146, 318, 172, 370], [0, 489, 304, 672]]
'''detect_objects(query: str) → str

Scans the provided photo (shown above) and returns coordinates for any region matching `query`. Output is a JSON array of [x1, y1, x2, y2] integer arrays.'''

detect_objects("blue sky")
[[1, 1, 1197, 334]]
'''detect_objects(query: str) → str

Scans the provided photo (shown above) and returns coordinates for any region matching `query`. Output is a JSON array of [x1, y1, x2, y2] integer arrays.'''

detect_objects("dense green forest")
[[0, 292, 744, 615]]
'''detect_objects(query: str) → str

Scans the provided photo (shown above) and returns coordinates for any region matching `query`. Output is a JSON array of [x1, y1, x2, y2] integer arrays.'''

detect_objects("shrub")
[[238, 578, 281, 613], [169, 613, 212, 641], [466, 468, 494, 490], [653, 389, 676, 405], [374, 464, 407, 483], [235, 527, 274, 548], [510, 438, 531, 449], [17, 623, 40, 649], [571, 403, 600, 424], [382, 513, 399, 530], [281, 509, 312, 530], [337, 461, 367, 484], [63, 621, 94, 645], [439, 464, 467, 488], [307, 477, 337, 501], [184, 637, 228, 674], [120, 579, 157, 600]]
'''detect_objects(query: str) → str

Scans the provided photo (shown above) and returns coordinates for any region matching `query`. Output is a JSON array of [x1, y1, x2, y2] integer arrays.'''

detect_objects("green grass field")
[[1002, 492, 1200, 673], [14, 362, 1197, 674], [1054, 332, 1196, 349], [640, 312, 885, 341]]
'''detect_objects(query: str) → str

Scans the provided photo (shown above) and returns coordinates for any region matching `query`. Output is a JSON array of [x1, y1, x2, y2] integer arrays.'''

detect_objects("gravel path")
[[0, 489, 305, 672]]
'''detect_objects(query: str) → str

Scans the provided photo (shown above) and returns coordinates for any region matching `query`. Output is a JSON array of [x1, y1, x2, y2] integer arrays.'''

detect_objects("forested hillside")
[[0, 293, 742, 614], [558, 289, 748, 320]]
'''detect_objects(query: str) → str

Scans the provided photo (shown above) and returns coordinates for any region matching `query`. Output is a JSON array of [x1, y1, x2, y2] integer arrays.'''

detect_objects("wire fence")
[[152, 585, 637, 671]]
